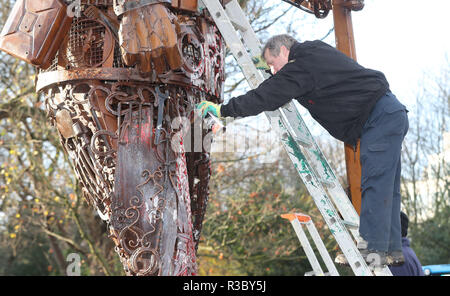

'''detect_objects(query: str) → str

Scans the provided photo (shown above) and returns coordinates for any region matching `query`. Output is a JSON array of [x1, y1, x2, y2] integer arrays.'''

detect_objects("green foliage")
[[400, 64, 450, 267], [198, 143, 343, 275], [0, 232, 51, 276], [410, 206, 450, 265]]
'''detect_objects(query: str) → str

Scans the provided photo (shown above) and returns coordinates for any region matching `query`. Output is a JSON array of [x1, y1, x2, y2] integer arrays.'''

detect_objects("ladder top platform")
[[281, 213, 312, 223]]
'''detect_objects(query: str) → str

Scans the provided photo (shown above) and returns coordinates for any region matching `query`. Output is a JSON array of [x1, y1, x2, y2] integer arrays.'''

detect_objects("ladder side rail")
[[290, 219, 325, 276], [275, 111, 393, 276], [223, 0, 262, 57], [278, 107, 313, 148], [269, 110, 373, 276], [304, 220, 340, 276], [284, 103, 395, 277], [281, 101, 362, 238], [284, 101, 360, 222], [202, 0, 265, 89]]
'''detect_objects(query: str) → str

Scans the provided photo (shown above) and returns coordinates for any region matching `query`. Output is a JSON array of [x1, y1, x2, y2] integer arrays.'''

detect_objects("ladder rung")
[[281, 131, 313, 148], [229, 18, 248, 32], [294, 136, 313, 148], [341, 220, 359, 230], [320, 179, 336, 188]]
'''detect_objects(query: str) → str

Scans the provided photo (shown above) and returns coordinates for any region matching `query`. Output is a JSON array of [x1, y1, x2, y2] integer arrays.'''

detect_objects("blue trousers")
[[359, 91, 409, 252]]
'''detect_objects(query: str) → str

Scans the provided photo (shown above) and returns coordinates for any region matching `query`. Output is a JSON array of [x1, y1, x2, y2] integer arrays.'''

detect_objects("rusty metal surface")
[[113, 106, 195, 275], [333, 0, 364, 11], [118, 3, 182, 74], [44, 79, 217, 275], [37, 5, 225, 96], [39, 2, 224, 276], [282, 0, 364, 18], [281, 0, 332, 18], [113, 0, 172, 16], [36, 68, 146, 91]]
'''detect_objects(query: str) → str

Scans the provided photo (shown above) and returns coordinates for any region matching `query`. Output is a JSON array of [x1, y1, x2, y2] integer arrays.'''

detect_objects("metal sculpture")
[[1, 0, 224, 276]]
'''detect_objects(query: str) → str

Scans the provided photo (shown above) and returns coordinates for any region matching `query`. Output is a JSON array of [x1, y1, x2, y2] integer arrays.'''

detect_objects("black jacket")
[[220, 40, 390, 146]]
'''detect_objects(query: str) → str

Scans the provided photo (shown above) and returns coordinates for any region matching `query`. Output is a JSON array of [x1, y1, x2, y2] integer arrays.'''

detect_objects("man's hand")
[[196, 101, 222, 118], [252, 55, 269, 70]]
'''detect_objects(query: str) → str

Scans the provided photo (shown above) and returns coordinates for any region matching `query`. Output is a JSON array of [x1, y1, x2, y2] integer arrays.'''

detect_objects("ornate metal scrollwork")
[[179, 32, 205, 80], [39, 1, 224, 276], [60, 18, 115, 68]]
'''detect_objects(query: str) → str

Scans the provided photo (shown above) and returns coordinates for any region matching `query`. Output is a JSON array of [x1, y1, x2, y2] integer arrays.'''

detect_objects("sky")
[[351, 0, 450, 107], [265, 0, 450, 109], [223, 0, 450, 142]]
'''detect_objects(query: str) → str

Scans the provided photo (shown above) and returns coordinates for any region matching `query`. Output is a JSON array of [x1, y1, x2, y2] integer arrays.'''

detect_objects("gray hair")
[[262, 34, 297, 59]]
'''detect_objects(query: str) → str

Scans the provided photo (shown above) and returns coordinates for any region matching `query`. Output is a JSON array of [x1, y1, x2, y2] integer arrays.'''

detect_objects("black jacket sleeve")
[[220, 61, 314, 118]]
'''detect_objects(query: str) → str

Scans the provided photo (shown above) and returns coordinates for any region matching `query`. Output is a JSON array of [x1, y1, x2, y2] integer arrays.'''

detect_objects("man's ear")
[[280, 45, 289, 58]]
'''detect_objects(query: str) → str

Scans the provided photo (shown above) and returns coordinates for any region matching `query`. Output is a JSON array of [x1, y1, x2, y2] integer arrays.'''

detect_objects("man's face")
[[263, 45, 290, 75]]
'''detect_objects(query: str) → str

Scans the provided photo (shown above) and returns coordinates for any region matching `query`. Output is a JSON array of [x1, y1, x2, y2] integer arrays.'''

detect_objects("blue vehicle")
[[422, 264, 450, 276]]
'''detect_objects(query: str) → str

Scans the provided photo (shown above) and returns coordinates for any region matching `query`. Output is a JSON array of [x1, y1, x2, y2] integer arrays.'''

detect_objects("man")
[[196, 34, 409, 266], [389, 212, 424, 276]]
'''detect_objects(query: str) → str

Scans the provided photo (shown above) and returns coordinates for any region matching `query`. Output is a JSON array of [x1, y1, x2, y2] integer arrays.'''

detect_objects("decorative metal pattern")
[[281, 0, 332, 18], [39, 2, 224, 276], [179, 32, 205, 80], [60, 18, 114, 68]]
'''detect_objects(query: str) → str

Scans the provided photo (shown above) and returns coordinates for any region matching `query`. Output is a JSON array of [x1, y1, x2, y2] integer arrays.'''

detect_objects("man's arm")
[[220, 62, 314, 118]]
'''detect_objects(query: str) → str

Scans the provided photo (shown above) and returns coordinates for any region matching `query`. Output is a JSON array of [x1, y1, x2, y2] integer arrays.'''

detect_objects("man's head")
[[262, 34, 297, 74]]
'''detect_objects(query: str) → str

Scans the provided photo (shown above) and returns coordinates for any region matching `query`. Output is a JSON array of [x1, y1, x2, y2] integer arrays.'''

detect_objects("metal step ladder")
[[202, 0, 392, 276], [281, 212, 339, 276]]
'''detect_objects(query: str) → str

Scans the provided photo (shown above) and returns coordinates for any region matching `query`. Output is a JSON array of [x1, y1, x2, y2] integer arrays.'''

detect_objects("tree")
[[197, 126, 347, 275], [400, 64, 450, 265], [0, 0, 123, 275]]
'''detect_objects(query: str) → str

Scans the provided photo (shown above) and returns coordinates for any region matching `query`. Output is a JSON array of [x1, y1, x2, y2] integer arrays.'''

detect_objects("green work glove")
[[252, 55, 269, 70], [196, 101, 222, 118]]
